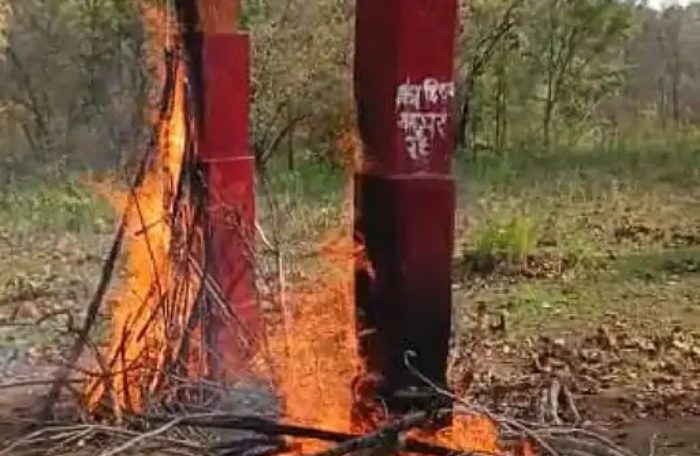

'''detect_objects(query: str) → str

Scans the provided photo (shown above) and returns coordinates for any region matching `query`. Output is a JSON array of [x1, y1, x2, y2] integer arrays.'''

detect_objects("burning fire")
[[85, 6, 204, 413], [85, 2, 527, 455], [258, 233, 364, 452]]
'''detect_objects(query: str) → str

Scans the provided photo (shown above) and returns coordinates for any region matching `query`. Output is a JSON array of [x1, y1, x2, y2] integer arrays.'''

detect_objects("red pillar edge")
[[354, 0, 458, 412], [197, 32, 259, 378]]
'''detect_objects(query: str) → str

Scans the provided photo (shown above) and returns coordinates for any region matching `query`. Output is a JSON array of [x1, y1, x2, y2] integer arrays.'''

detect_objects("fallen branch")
[[308, 411, 433, 456], [540, 429, 639, 456], [561, 382, 582, 425], [97, 417, 184, 456], [212, 436, 288, 456], [1, 422, 205, 456], [549, 378, 563, 425], [146, 411, 476, 456], [544, 436, 630, 456], [0, 378, 83, 391], [403, 350, 563, 456], [38, 218, 127, 421], [6, 398, 646, 456], [146, 412, 358, 441], [403, 351, 643, 456]]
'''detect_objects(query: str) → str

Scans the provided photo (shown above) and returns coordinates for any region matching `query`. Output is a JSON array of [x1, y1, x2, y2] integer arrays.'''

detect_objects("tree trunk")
[[657, 75, 667, 128], [456, 76, 474, 150], [494, 55, 507, 154], [543, 84, 554, 150], [287, 124, 295, 171]]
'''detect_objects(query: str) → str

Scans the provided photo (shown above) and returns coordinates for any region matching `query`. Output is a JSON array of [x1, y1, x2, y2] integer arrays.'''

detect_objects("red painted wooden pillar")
[[354, 0, 458, 411], [197, 30, 259, 377]]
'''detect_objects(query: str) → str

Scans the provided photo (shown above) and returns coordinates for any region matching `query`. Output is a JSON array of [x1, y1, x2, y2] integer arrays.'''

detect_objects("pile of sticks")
[[36, 9, 257, 418], [0, 331, 644, 456], [1, 398, 645, 456], [3, 352, 645, 456]]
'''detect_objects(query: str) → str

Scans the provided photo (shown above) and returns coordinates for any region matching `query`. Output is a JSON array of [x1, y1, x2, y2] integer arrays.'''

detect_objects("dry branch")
[[306, 411, 452, 456], [97, 417, 184, 456], [38, 46, 185, 422], [145, 411, 480, 456], [0, 378, 83, 391], [402, 351, 644, 456], [39, 218, 128, 421]]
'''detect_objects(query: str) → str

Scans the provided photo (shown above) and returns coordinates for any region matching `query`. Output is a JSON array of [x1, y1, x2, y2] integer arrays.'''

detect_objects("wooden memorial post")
[[196, 0, 258, 377], [354, 0, 459, 412]]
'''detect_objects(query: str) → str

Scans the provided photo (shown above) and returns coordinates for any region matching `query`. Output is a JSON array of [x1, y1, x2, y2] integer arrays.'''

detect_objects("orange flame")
[[412, 414, 502, 454], [85, 5, 199, 412], [258, 234, 363, 452], [258, 226, 508, 455], [88, 62, 190, 411], [87, 3, 525, 455]]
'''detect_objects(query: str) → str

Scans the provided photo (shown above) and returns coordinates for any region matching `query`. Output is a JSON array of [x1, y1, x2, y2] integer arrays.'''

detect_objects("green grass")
[[471, 213, 539, 263], [457, 137, 700, 192], [262, 157, 348, 204], [0, 178, 113, 234], [452, 137, 700, 339]]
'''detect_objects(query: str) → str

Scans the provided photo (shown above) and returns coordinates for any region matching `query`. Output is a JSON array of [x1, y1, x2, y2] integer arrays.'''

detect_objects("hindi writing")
[[395, 78, 455, 161]]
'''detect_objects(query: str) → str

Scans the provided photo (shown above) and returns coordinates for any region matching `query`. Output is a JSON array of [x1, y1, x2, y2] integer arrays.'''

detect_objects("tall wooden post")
[[196, 0, 259, 377], [354, 0, 458, 412]]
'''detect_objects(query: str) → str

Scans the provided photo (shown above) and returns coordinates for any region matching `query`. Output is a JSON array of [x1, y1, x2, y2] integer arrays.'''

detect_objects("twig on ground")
[[39, 218, 127, 421], [545, 436, 630, 456], [0, 425, 94, 456], [212, 436, 288, 456], [97, 417, 184, 456], [408, 355, 559, 456], [307, 411, 443, 456], [542, 429, 640, 456], [648, 433, 658, 456], [549, 378, 563, 425], [0, 378, 83, 391], [146, 411, 481, 456], [561, 382, 582, 425], [402, 350, 641, 456], [147, 412, 357, 441], [2, 422, 205, 456]]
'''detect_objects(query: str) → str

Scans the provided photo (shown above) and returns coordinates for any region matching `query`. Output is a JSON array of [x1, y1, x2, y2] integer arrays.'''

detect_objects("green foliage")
[[0, 179, 112, 233], [0, 1, 8, 55], [472, 214, 539, 262], [2, 0, 699, 176], [455, 0, 700, 156], [246, 0, 353, 170], [0, 0, 149, 178], [263, 156, 346, 205]]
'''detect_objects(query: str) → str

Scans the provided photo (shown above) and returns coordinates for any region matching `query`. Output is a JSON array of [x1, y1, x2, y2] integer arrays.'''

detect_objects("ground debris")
[[453, 321, 700, 424]]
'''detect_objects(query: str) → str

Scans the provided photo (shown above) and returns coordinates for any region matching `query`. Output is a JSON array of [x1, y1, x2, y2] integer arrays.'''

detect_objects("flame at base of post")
[[256, 233, 366, 452], [256, 231, 530, 456]]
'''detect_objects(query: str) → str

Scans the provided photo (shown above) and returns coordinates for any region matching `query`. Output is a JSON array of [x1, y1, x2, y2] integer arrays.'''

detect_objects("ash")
[[167, 377, 284, 453], [212, 379, 281, 420]]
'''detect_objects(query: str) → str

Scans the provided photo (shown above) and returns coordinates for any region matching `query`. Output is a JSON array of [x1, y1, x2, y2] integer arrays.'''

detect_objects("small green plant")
[[472, 214, 539, 263]]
